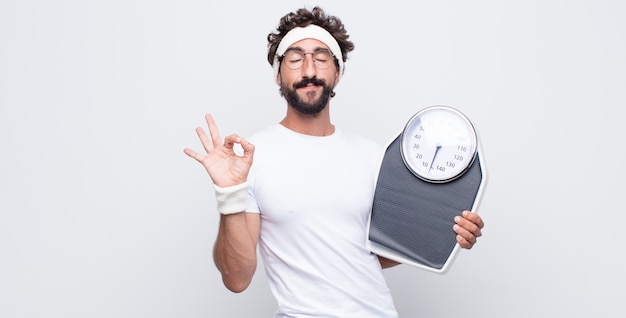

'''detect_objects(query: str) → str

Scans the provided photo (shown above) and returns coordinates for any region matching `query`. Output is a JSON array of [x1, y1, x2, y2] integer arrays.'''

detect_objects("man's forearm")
[[213, 212, 260, 293]]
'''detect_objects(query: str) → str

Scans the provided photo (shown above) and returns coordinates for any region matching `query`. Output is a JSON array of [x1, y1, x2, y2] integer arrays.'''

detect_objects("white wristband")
[[214, 182, 248, 215]]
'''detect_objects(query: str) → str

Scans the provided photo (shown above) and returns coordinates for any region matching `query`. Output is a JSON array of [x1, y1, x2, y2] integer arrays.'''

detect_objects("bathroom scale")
[[366, 105, 487, 273]]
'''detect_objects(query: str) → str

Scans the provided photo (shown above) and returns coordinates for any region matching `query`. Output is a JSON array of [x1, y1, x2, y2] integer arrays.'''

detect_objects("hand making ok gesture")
[[184, 114, 255, 187]]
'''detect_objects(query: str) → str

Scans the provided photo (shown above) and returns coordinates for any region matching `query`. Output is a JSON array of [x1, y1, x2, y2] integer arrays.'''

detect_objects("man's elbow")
[[219, 266, 255, 293], [223, 277, 252, 293]]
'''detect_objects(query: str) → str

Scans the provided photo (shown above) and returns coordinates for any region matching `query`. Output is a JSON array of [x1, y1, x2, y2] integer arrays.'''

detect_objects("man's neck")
[[280, 107, 335, 136]]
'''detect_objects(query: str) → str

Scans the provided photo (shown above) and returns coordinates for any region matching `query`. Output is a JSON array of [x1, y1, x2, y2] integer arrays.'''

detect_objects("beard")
[[280, 77, 335, 115]]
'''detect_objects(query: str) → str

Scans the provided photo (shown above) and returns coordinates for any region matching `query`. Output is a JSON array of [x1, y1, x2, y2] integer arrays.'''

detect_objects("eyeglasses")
[[280, 48, 336, 70]]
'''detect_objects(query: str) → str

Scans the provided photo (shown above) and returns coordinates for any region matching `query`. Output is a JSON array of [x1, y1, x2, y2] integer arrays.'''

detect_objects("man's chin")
[[290, 95, 327, 115], [283, 84, 331, 115], [298, 87, 322, 100], [290, 103, 326, 115]]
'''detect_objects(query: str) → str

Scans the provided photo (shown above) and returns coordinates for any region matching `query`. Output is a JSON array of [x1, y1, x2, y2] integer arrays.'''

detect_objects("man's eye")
[[314, 52, 332, 62], [288, 56, 303, 63], [314, 57, 329, 63]]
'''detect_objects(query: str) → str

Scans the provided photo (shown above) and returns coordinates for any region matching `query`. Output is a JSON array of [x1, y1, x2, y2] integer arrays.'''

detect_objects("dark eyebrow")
[[285, 46, 331, 53], [285, 47, 304, 53]]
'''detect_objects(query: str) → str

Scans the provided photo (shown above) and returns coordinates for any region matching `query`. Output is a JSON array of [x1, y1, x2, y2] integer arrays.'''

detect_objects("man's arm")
[[184, 113, 258, 292], [377, 255, 400, 269], [213, 212, 261, 293]]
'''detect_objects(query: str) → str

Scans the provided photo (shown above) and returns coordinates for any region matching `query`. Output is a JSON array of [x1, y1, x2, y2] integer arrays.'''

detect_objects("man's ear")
[[276, 72, 282, 86]]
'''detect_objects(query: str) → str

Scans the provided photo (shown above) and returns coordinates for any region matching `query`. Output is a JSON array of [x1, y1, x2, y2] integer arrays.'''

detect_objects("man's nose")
[[301, 54, 317, 78]]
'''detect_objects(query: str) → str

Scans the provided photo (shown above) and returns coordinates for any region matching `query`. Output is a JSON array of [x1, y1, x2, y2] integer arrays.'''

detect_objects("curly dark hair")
[[267, 7, 354, 67]]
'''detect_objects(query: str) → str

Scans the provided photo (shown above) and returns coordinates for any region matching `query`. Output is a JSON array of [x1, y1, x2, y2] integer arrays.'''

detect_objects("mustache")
[[293, 77, 327, 89]]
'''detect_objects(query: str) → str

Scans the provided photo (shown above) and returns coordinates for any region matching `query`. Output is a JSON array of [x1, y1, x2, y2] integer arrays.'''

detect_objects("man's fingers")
[[462, 210, 485, 229], [223, 135, 255, 163], [205, 114, 223, 148], [453, 224, 477, 248], [456, 234, 475, 249], [196, 127, 214, 153], [455, 216, 482, 238], [240, 137, 255, 163], [183, 148, 204, 162], [223, 134, 241, 150], [453, 210, 485, 250]]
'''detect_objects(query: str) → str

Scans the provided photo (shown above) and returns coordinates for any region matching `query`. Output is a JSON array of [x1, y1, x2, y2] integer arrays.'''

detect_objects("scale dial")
[[400, 106, 477, 183]]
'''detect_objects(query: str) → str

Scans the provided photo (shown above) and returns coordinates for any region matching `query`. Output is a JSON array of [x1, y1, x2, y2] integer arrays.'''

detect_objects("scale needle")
[[428, 143, 442, 173]]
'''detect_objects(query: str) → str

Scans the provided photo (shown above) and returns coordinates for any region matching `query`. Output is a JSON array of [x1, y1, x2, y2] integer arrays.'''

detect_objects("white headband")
[[272, 24, 344, 79]]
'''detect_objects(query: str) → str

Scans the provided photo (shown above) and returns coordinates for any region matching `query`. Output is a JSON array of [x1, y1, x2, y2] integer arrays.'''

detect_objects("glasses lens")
[[282, 50, 335, 70], [283, 51, 305, 70], [312, 51, 333, 70]]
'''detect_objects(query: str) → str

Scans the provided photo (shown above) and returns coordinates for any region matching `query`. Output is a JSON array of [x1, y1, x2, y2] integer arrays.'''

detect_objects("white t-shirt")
[[245, 124, 398, 318]]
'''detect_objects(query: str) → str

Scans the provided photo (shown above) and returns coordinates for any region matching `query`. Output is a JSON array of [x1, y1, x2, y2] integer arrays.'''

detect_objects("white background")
[[1, 1, 624, 317]]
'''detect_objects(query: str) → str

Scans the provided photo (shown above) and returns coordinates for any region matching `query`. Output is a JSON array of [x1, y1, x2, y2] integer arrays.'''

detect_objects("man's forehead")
[[287, 38, 330, 51]]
